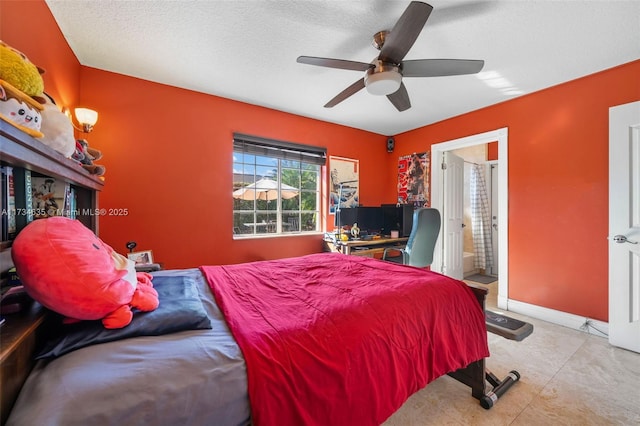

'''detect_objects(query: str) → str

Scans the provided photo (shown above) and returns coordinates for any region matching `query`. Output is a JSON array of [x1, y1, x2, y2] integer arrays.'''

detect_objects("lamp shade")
[[74, 108, 98, 126], [364, 64, 402, 96]]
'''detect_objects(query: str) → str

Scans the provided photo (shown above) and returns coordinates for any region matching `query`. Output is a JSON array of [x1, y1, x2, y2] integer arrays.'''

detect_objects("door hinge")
[[441, 162, 447, 170]]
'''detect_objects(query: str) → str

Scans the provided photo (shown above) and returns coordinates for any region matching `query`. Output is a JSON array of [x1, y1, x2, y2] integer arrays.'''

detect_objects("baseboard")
[[506, 299, 609, 338]]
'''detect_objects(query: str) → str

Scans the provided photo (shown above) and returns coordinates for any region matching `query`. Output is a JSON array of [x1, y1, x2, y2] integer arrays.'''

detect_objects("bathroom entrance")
[[430, 127, 508, 310], [450, 145, 498, 280]]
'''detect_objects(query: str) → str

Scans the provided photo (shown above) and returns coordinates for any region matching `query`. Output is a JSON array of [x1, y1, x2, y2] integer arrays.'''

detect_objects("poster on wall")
[[329, 156, 359, 214], [397, 151, 430, 207]]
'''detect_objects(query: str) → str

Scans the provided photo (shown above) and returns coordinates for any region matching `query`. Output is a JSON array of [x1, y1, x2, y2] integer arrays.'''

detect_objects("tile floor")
[[383, 281, 640, 425]]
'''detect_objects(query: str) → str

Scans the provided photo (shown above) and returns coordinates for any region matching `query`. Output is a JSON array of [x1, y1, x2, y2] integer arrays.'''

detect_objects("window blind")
[[233, 133, 326, 166]]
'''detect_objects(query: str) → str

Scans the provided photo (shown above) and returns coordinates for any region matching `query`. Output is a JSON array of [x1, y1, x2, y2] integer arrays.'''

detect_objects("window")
[[232, 134, 326, 237]]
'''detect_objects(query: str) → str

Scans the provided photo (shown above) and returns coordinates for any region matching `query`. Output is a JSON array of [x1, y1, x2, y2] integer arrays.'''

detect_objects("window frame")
[[232, 134, 326, 238]]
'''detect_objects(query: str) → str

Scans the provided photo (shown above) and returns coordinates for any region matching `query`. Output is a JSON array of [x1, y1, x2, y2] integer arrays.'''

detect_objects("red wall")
[[1, 1, 393, 269], [392, 60, 640, 321], [4, 0, 640, 322], [80, 68, 392, 268], [0, 0, 81, 112]]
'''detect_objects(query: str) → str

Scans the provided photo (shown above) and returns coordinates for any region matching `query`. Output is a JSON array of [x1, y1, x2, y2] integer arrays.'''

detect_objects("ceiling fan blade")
[[324, 78, 366, 108], [379, 1, 433, 64], [297, 56, 374, 72], [387, 82, 411, 112], [402, 59, 485, 77]]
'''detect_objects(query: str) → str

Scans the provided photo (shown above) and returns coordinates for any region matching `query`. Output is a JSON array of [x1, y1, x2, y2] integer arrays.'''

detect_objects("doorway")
[[431, 128, 509, 310], [449, 145, 498, 280]]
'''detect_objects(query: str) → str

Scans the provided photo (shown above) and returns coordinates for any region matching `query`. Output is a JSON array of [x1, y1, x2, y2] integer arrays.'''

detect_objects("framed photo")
[[31, 176, 68, 219], [127, 250, 154, 265], [329, 156, 359, 214]]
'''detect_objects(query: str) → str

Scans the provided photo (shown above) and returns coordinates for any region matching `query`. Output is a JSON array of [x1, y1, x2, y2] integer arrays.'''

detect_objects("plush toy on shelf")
[[0, 80, 43, 138], [37, 93, 76, 157], [72, 138, 106, 176], [11, 217, 159, 329], [0, 40, 45, 137], [0, 40, 45, 99], [0, 41, 46, 138], [0, 40, 91, 160]]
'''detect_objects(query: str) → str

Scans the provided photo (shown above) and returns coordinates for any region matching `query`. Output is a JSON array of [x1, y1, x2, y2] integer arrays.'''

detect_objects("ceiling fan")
[[297, 1, 484, 112]]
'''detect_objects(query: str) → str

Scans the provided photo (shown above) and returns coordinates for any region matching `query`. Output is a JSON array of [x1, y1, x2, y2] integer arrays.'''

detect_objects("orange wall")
[[391, 60, 640, 321], [5, 0, 640, 322], [2, 1, 393, 269], [80, 67, 393, 268], [487, 142, 498, 160], [0, 0, 81, 110]]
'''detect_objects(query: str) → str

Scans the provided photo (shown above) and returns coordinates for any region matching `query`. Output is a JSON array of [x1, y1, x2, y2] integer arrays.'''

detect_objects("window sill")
[[233, 231, 324, 241]]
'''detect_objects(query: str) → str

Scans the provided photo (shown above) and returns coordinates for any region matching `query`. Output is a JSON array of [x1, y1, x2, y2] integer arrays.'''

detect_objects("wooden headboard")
[[0, 303, 48, 425]]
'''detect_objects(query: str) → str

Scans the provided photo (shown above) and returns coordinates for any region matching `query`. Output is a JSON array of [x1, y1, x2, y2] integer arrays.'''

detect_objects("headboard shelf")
[[0, 121, 104, 191], [1, 121, 103, 242], [0, 302, 47, 425], [1, 121, 104, 425]]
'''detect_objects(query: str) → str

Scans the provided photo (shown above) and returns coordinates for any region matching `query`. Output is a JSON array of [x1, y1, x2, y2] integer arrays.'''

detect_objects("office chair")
[[382, 208, 441, 267]]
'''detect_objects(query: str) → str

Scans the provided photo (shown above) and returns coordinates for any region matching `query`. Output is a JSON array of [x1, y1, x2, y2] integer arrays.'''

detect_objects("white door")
[[609, 101, 640, 353], [489, 162, 499, 277], [442, 151, 464, 279]]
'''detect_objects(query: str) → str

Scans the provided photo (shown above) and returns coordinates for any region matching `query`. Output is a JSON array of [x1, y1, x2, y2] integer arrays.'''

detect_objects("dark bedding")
[[6, 269, 250, 426], [36, 275, 212, 359], [201, 253, 489, 426]]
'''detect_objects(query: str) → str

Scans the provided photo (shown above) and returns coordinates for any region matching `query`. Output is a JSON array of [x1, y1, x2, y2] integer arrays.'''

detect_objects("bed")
[[6, 253, 492, 426]]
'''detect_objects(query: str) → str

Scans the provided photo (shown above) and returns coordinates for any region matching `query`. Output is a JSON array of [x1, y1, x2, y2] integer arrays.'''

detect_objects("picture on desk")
[[127, 250, 154, 265], [329, 156, 359, 214]]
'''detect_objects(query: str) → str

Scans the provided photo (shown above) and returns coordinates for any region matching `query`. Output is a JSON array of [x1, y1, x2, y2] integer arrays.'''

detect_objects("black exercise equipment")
[[479, 310, 534, 409]]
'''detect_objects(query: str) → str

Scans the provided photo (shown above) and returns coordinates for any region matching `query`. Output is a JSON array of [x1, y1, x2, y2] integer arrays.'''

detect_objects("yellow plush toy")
[[0, 40, 44, 98], [0, 41, 45, 137]]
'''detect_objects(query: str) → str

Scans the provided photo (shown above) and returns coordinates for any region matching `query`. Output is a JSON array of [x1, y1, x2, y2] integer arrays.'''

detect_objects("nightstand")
[[0, 302, 47, 425]]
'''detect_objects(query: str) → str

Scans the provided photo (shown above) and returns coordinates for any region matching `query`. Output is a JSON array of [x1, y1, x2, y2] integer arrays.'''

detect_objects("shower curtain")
[[470, 164, 494, 271]]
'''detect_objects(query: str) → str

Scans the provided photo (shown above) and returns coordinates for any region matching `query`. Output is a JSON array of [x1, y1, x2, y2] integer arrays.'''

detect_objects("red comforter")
[[200, 253, 488, 426]]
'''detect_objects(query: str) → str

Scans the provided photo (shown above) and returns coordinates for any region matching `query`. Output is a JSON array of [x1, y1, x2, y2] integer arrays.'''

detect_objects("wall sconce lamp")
[[74, 108, 99, 133], [64, 107, 99, 133]]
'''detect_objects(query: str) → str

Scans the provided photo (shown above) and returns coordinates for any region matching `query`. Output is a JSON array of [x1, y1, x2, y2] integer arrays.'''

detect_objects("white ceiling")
[[45, 0, 640, 136]]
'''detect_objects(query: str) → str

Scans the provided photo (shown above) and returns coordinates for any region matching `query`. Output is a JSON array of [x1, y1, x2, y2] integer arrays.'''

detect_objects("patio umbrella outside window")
[[233, 177, 299, 202]]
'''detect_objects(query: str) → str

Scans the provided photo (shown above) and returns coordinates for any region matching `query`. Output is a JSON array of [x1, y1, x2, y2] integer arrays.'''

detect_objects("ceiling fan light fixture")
[[365, 64, 402, 96]]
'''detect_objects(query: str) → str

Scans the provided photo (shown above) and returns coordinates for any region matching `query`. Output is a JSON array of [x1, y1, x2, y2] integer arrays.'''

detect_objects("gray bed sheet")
[[6, 268, 250, 426]]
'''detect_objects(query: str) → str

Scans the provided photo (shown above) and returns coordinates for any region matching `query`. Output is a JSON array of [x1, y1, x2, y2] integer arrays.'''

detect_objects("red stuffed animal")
[[11, 217, 159, 328]]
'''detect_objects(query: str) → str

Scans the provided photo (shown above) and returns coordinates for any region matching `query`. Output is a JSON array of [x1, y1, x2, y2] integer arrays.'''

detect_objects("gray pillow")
[[36, 275, 212, 359]]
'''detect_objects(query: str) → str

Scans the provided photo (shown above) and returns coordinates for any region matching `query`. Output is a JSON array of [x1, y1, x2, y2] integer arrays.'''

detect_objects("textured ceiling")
[[45, 0, 640, 136]]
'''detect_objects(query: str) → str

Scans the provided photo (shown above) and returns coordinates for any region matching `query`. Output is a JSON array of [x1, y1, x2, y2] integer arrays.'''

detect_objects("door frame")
[[431, 127, 509, 309], [487, 160, 499, 277]]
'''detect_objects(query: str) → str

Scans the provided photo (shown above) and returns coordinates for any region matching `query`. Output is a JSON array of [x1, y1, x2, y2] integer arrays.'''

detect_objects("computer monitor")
[[381, 204, 414, 237], [334, 207, 357, 228], [355, 207, 384, 234]]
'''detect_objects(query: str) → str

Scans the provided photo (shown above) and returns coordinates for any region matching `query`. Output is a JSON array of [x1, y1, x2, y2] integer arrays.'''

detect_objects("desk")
[[325, 235, 408, 257]]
